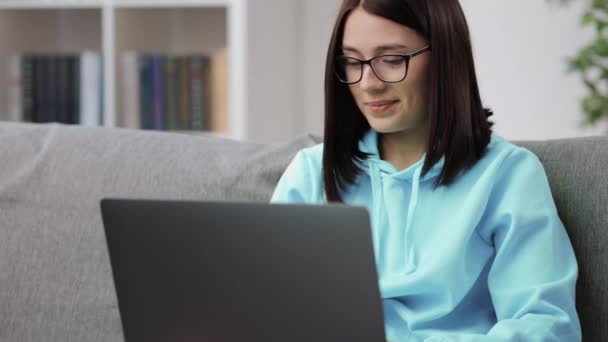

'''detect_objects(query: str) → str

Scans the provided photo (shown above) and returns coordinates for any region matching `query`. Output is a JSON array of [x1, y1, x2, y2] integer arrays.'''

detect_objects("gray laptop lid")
[[101, 199, 386, 342]]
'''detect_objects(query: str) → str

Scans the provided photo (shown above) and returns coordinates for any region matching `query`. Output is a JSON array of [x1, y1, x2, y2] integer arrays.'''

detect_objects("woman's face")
[[341, 7, 430, 135]]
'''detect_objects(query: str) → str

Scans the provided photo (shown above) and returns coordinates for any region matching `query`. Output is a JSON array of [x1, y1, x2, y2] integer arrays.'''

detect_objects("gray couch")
[[0, 122, 606, 341]]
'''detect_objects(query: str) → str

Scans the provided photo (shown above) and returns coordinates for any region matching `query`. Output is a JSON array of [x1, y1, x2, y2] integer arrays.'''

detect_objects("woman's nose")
[[359, 64, 385, 91]]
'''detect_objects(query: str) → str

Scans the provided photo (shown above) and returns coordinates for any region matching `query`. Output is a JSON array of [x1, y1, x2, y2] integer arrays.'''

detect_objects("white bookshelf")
[[114, 0, 233, 7], [0, 0, 247, 140], [0, 1, 103, 9]]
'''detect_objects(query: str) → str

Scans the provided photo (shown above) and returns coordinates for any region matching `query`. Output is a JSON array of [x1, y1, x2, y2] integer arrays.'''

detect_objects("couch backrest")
[[0, 122, 319, 342], [516, 137, 608, 341], [0, 122, 605, 341]]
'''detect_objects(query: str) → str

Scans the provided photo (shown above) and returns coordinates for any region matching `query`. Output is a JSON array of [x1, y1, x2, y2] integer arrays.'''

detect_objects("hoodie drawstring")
[[404, 164, 423, 274], [369, 161, 384, 268], [369, 160, 424, 275]]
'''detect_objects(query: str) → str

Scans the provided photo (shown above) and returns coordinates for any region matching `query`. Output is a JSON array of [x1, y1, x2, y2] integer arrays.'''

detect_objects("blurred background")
[[0, 0, 606, 143]]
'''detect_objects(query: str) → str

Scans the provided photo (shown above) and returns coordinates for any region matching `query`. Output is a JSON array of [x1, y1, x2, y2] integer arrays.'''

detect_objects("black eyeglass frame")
[[335, 45, 431, 84]]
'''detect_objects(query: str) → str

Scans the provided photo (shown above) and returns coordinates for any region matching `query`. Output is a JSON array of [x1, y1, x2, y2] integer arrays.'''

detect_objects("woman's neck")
[[378, 127, 429, 171]]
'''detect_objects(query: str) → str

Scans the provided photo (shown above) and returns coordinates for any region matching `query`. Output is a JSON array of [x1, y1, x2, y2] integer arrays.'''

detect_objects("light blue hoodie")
[[271, 129, 581, 341]]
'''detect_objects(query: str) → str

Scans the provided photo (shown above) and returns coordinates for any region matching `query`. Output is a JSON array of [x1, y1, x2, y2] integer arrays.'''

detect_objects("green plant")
[[551, 0, 608, 126]]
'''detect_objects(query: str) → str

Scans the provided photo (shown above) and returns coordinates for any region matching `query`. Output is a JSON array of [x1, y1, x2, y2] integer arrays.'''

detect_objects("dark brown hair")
[[323, 0, 494, 202]]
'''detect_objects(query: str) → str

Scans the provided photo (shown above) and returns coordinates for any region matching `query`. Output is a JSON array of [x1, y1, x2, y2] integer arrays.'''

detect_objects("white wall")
[[461, 0, 606, 139], [245, 0, 300, 143], [295, 0, 340, 138], [243, 0, 339, 143], [288, 0, 607, 142]]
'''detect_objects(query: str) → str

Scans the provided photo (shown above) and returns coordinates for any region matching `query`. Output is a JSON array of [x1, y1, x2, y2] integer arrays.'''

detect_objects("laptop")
[[100, 199, 386, 342]]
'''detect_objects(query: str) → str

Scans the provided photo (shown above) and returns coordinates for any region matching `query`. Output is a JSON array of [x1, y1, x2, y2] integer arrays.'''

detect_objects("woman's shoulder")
[[280, 142, 324, 182], [485, 132, 542, 166], [271, 143, 325, 203], [295, 143, 324, 169], [473, 132, 549, 187], [299, 143, 324, 158]]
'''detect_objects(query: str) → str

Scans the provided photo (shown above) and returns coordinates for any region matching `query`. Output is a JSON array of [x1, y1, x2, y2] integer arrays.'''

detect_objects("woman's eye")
[[381, 57, 404, 65]]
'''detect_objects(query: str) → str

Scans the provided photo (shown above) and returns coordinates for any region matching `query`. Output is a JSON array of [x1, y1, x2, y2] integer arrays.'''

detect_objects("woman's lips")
[[366, 100, 399, 113]]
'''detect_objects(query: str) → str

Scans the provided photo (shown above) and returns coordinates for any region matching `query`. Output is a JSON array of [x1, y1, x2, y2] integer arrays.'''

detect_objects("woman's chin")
[[366, 116, 405, 134]]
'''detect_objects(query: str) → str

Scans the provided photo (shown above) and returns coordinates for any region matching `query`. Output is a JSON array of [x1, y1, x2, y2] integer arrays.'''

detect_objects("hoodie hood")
[[356, 129, 445, 276], [356, 129, 445, 183]]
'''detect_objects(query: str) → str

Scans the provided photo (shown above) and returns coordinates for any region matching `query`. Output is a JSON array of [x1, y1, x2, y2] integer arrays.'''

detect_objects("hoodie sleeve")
[[424, 147, 581, 342], [270, 149, 323, 204]]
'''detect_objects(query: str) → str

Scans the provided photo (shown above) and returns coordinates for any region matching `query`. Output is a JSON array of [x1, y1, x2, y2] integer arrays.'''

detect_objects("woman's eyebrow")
[[375, 43, 409, 52], [341, 43, 409, 54]]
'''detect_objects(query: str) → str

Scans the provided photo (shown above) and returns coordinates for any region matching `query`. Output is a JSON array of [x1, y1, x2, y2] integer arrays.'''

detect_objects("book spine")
[[33, 56, 45, 123], [165, 55, 179, 130], [80, 52, 101, 127], [21, 55, 34, 122], [190, 56, 204, 131], [152, 55, 165, 130], [99, 54, 104, 126], [201, 56, 211, 131], [7, 54, 23, 122], [71, 55, 81, 125], [0, 54, 7, 121], [122, 51, 140, 129], [56, 55, 69, 124], [47, 55, 58, 123], [139, 54, 153, 130], [178, 56, 191, 130], [210, 48, 228, 133]]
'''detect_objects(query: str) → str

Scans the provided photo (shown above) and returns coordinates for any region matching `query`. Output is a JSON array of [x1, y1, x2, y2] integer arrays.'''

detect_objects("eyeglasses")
[[335, 45, 430, 84]]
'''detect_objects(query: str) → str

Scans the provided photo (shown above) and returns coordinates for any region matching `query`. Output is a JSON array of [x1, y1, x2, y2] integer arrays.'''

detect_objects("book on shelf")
[[138, 54, 153, 130], [151, 55, 165, 130], [178, 55, 190, 130], [121, 51, 140, 129], [0, 49, 228, 133], [0, 55, 7, 121], [122, 50, 226, 132], [20, 55, 33, 123], [0, 54, 23, 122], [210, 48, 228, 133], [0, 51, 102, 126], [80, 51, 101, 127], [164, 55, 179, 130], [189, 55, 205, 131]]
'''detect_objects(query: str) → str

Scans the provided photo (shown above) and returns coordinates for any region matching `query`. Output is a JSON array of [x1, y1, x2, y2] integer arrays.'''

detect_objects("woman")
[[271, 0, 581, 340]]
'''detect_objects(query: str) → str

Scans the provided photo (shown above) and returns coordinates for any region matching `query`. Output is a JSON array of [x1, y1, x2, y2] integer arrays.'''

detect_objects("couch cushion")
[[516, 137, 608, 340], [0, 122, 318, 342]]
